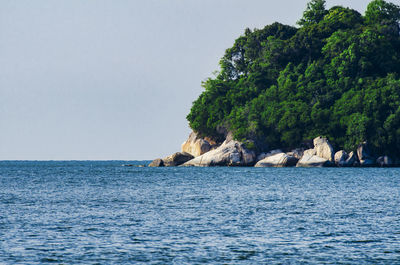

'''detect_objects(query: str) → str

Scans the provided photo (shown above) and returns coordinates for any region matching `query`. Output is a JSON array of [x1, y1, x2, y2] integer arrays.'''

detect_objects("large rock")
[[346, 151, 357, 166], [148, 158, 164, 167], [313, 136, 334, 161], [334, 150, 348, 165], [256, 149, 283, 162], [334, 150, 356, 167], [163, 152, 194, 167], [296, 153, 333, 167], [303, 148, 317, 156], [255, 153, 298, 167], [181, 132, 212, 157], [357, 142, 376, 166], [286, 149, 304, 159], [295, 136, 334, 167], [183, 139, 256, 167], [376, 156, 393, 167]]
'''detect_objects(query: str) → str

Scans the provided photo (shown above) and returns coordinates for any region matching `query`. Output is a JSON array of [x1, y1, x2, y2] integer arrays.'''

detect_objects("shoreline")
[[149, 132, 399, 168]]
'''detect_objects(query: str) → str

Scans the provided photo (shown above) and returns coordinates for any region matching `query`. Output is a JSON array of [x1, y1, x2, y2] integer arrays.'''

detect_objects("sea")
[[0, 161, 399, 264]]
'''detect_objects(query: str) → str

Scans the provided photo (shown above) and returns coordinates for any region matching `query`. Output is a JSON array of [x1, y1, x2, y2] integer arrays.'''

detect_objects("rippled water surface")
[[1, 161, 400, 264]]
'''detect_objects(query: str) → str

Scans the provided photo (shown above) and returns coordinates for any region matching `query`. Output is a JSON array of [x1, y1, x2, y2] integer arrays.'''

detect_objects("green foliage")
[[365, 0, 400, 25], [187, 0, 400, 157], [298, 0, 328, 27]]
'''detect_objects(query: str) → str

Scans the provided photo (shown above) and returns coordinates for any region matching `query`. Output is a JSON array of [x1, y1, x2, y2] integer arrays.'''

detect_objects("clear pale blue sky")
[[0, 0, 379, 160]]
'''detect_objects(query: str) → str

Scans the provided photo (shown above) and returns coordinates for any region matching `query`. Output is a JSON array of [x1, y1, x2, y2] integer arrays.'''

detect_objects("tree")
[[187, 1, 400, 157], [297, 0, 328, 27], [365, 0, 400, 25]]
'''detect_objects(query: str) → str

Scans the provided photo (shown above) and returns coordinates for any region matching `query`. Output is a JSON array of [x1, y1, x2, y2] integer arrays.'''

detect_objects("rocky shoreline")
[[149, 132, 398, 168]]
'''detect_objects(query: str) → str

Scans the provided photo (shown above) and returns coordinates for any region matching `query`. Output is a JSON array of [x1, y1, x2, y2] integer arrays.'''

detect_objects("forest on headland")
[[187, 0, 400, 158]]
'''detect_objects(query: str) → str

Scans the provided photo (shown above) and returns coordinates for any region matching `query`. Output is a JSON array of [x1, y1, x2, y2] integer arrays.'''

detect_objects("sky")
[[0, 0, 382, 160]]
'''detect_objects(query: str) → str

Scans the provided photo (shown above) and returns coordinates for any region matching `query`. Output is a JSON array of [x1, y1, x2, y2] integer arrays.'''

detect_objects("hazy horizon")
[[0, 0, 373, 160]]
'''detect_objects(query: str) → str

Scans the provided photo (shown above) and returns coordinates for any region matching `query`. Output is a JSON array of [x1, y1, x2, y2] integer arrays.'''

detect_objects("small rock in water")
[[163, 152, 194, 167], [122, 164, 146, 167], [148, 159, 164, 167]]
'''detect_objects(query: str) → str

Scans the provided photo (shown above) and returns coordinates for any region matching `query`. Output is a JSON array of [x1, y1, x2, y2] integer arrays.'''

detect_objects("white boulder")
[[181, 132, 212, 157], [313, 136, 334, 161], [255, 153, 298, 167], [296, 153, 333, 167], [183, 139, 256, 167]]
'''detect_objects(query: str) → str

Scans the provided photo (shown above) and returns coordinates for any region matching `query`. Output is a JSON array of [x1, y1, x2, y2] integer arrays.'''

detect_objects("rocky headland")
[[147, 0, 400, 170], [148, 132, 398, 168]]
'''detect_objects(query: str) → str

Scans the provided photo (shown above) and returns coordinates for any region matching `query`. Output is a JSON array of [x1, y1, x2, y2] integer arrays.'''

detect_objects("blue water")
[[0, 161, 400, 264]]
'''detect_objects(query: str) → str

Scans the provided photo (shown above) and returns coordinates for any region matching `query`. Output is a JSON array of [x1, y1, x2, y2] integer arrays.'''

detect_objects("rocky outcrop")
[[163, 152, 194, 167], [148, 158, 164, 167], [286, 149, 304, 159], [151, 131, 400, 168], [357, 142, 376, 166], [334, 150, 356, 167], [334, 150, 348, 165], [313, 136, 334, 161], [346, 152, 357, 166], [255, 152, 298, 167], [181, 132, 212, 157], [183, 139, 256, 167], [148, 152, 194, 167], [346, 151, 357, 166], [303, 148, 317, 156], [376, 156, 393, 167], [256, 149, 283, 162], [295, 136, 335, 167], [296, 153, 333, 167]]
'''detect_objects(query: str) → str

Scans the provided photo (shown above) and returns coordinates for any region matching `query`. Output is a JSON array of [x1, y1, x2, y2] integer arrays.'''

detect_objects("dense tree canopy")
[[187, 0, 400, 157]]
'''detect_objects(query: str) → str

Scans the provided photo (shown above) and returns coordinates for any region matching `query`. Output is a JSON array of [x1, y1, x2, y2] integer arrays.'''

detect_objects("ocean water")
[[0, 161, 399, 264]]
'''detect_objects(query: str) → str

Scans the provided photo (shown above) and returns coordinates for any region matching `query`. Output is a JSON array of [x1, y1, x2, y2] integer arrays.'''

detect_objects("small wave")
[[344, 239, 382, 244]]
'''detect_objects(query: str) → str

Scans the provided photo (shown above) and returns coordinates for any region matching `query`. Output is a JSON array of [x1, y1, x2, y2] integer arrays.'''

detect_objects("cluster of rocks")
[[149, 132, 255, 167], [149, 132, 396, 168]]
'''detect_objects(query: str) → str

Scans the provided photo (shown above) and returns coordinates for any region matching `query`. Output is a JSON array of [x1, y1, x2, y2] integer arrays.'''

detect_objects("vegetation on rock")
[[187, 0, 400, 157]]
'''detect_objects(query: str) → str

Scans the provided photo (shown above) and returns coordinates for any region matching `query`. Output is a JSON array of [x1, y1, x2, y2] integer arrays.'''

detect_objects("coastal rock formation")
[[335, 150, 349, 165], [286, 149, 304, 159], [163, 152, 194, 167], [334, 150, 348, 164], [256, 149, 283, 161], [181, 132, 212, 157], [334, 150, 357, 167], [346, 152, 357, 166], [313, 136, 334, 161], [376, 156, 393, 167], [255, 152, 298, 167], [303, 148, 317, 156], [183, 139, 256, 167], [148, 158, 164, 167], [296, 153, 333, 167], [151, 133, 399, 168], [295, 136, 335, 167], [357, 142, 376, 166]]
